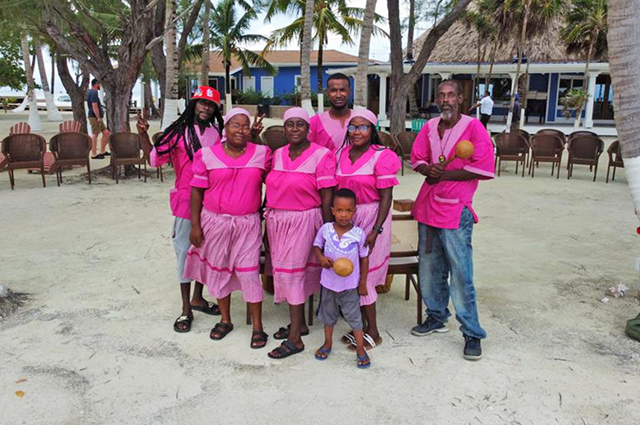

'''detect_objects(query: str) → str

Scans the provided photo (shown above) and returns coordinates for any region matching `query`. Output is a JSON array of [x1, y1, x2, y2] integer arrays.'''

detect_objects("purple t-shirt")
[[313, 222, 369, 292]]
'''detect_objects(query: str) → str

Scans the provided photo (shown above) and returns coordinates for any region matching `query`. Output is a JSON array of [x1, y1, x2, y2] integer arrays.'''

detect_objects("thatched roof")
[[412, 2, 607, 64]]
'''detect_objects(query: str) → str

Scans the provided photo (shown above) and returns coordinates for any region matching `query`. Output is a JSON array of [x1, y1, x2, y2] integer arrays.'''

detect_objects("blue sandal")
[[315, 347, 332, 361], [357, 354, 371, 369]]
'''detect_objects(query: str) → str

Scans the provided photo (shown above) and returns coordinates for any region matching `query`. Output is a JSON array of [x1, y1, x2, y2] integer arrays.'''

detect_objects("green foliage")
[[280, 90, 330, 107], [232, 89, 282, 105], [562, 88, 589, 117], [0, 12, 25, 90], [561, 0, 608, 58]]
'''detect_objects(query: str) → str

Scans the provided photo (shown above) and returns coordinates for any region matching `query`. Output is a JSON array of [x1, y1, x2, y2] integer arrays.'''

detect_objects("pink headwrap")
[[222, 107, 252, 143], [349, 109, 378, 127], [283, 107, 310, 125]]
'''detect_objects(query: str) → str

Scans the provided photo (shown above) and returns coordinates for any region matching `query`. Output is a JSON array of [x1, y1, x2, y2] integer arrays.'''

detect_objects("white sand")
[[1, 112, 639, 425]]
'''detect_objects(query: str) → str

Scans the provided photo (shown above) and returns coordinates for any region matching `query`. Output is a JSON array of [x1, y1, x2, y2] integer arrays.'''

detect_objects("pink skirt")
[[183, 209, 263, 303], [354, 202, 392, 306], [265, 207, 322, 305]]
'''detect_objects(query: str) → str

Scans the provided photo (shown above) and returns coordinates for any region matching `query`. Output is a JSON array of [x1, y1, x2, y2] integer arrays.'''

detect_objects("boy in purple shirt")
[[313, 188, 371, 369]]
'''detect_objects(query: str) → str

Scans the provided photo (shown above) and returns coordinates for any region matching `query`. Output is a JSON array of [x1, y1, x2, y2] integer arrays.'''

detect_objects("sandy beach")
[[1, 112, 639, 425]]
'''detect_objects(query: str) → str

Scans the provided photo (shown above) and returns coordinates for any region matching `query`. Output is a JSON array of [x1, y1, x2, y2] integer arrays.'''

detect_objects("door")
[[261, 76, 274, 97], [593, 75, 614, 120], [459, 79, 474, 115]]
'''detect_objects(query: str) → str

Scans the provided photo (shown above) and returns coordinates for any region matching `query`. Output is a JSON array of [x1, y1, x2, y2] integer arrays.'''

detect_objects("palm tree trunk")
[[12, 55, 36, 114], [506, 0, 531, 129], [56, 54, 89, 132], [162, 0, 179, 130], [34, 39, 64, 121], [354, 0, 378, 109], [316, 34, 325, 112], [20, 35, 42, 131], [485, 41, 497, 87], [607, 0, 640, 225], [576, 36, 596, 128], [200, 0, 211, 86], [407, 0, 415, 59], [474, 38, 481, 117], [520, 59, 530, 127], [225, 62, 232, 109], [300, 0, 315, 114]]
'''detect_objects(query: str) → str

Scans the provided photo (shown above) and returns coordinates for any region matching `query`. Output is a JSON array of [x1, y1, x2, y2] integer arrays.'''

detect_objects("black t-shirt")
[[87, 89, 103, 118]]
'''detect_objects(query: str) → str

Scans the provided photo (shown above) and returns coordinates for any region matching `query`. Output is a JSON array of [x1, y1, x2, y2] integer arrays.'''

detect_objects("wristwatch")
[[373, 225, 383, 234]]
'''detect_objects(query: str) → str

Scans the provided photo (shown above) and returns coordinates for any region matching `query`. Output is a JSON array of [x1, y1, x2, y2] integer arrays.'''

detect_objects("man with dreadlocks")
[[137, 86, 225, 333]]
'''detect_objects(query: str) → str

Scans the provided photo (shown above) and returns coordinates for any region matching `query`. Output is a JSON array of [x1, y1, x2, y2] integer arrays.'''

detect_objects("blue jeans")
[[418, 208, 487, 339]]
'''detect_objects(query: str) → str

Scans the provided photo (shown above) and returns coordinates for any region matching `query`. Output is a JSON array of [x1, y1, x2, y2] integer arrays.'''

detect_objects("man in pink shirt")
[[410, 80, 495, 361], [308, 73, 353, 152]]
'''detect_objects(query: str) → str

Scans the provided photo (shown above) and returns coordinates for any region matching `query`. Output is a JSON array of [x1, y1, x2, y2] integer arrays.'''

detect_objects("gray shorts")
[[172, 217, 192, 284], [317, 287, 363, 331]]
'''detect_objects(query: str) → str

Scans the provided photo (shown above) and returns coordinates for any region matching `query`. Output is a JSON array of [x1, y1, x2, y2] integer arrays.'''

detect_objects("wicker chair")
[[606, 141, 624, 183], [378, 131, 402, 167], [1, 133, 47, 189], [261, 128, 288, 152], [150, 132, 165, 182], [494, 132, 529, 177], [394, 130, 417, 176], [536, 129, 567, 145], [50, 133, 92, 186], [567, 135, 604, 181], [529, 134, 564, 179], [568, 130, 598, 143], [108, 133, 147, 184], [389, 214, 422, 325], [265, 125, 284, 132]]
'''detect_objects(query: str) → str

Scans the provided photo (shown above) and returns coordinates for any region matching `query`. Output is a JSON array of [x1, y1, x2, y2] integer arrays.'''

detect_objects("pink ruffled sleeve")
[[374, 148, 400, 189], [316, 149, 338, 190], [150, 146, 171, 168], [190, 149, 210, 188], [462, 120, 496, 179], [411, 123, 431, 170]]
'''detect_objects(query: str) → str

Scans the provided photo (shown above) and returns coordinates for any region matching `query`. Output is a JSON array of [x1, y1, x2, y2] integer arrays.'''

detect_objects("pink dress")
[[410, 115, 495, 229], [308, 110, 352, 152], [336, 145, 401, 306], [265, 143, 337, 305], [183, 142, 272, 303], [150, 126, 221, 219]]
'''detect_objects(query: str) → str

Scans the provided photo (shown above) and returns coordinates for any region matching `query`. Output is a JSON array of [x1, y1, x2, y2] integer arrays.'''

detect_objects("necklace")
[[224, 142, 246, 157], [437, 117, 460, 163]]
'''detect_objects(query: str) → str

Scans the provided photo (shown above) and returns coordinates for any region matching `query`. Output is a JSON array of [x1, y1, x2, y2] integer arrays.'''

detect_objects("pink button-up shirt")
[[411, 115, 495, 229], [308, 110, 352, 152], [150, 125, 221, 219]]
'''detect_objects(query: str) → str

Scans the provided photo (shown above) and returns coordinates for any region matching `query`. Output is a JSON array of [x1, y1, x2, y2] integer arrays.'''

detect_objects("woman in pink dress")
[[335, 109, 401, 350], [264, 107, 336, 359], [183, 108, 272, 349]]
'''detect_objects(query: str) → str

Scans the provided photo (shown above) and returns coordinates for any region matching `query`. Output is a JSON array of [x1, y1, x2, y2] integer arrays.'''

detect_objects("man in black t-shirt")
[[87, 79, 111, 159]]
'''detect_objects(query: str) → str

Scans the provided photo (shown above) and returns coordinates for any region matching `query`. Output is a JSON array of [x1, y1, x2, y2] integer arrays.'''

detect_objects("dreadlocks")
[[154, 99, 224, 160]]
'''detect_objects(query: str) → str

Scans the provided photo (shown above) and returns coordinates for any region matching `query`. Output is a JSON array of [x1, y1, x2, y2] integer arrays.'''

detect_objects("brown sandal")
[[210, 322, 234, 340], [250, 330, 268, 349]]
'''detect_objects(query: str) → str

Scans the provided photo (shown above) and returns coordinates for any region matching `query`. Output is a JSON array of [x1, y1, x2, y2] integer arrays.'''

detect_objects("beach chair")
[[9, 122, 31, 135], [108, 133, 147, 184], [606, 141, 624, 183], [389, 214, 422, 325], [529, 134, 564, 179], [59, 120, 83, 134], [1, 133, 47, 189], [49, 132, 92, 186], [411, 119, 427, 133], [568, 130, 598, 144], [494, 132, 529, 177], [150, 132, 164, 182], [261, 128, 288, 152], [567, 135, 604, 181], [393, 130, 417, 176]]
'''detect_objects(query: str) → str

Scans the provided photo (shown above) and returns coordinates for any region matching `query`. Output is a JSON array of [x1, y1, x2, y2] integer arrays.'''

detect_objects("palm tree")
[[463, 9, 496, 105], [561, 0, 608, 127], [20, 35, 41, 131], [300, 0, 315, 113], [354, 0, 379, 109], [210, 0, 276, 107], [34, 39, 64, 122], [265, 0, 385, 109]]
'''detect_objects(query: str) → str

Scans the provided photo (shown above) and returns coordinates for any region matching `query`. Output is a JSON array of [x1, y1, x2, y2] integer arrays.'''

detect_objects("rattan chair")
[[393, 130, 417, 176], [261, 128, 288, 152], [568, 130, 598, 143], [1, 133, 47, 189], [265, 125, 284, 132], [529, 134, 564, 179], [536, 129, 567, 145], [606, 141, 624, 183], [150, 132, 165, 182], [108, 133, 147, 184], [50, 132, 92, 186], [567, 135, 604, 181], [389, 214, 422, 325], [494, 132, 529, 177]]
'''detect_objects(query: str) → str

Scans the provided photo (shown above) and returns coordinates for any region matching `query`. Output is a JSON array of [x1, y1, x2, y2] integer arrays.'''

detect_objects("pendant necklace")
[[438, 127, 453, 164]]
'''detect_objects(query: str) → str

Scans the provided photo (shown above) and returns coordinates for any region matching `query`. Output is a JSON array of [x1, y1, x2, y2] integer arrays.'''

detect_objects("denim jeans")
[[418, 208, 487, 339]]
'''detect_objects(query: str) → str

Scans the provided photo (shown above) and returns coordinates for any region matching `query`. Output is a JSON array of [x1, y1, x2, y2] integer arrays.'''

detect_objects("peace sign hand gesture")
[[250, 113, 266, 138], [136, 110, 149, 135]]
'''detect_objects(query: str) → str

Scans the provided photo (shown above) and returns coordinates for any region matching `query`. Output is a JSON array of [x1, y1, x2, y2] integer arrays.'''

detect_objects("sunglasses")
[[347, 124, 371, 133]]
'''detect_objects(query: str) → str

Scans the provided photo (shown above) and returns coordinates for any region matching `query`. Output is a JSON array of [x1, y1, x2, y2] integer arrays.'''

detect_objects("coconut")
[[332, 258, 354, 277]]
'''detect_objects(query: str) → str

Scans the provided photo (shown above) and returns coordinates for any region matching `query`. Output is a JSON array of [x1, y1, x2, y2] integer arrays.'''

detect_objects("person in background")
[[470, 90, 494, 129], [87, 79, 111, 159]]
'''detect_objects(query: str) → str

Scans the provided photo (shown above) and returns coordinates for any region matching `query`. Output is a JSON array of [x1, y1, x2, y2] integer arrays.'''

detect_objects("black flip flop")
[[173, 315, 193, 333], [267, 340, 305, 359], [191, 301, 221, 316], [250, 330, 269, 349], [210, 322, 234, 340], [273, 324, 310, 340]]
